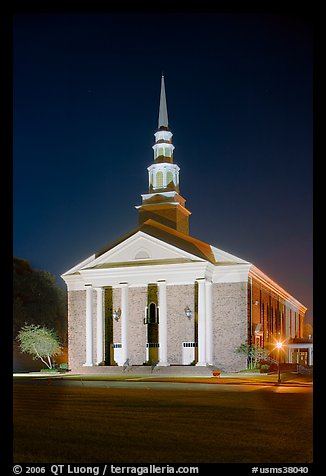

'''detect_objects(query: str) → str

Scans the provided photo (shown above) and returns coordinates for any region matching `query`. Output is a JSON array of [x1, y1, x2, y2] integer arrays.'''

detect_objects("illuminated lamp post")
[[276, 341, 283, 385]]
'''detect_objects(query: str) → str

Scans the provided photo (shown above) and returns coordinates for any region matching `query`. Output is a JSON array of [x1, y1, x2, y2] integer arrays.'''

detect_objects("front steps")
[[74, 364, 217, 377]]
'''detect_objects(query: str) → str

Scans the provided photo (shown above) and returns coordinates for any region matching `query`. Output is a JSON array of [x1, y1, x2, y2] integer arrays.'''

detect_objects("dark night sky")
[[13, 13, 313, 322]]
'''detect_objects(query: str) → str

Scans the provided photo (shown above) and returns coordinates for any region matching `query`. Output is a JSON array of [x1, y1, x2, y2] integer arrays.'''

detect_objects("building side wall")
[[166, 284, 195, 364], [250, 277, 306, 351], [212, 282, 248, 372]]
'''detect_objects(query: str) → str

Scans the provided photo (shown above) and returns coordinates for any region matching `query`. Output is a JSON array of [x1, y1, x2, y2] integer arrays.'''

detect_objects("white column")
[[84, 285, 93, 366], [285, 307, 290, 339], [196, 278, 207, 366], [205, 281, 213, 365], [158, 280, 168, 366], [120, 283, 129, 364], [163, 169, 167, 187], [96, 287, 104, 364], [308, 347, 313, 366]]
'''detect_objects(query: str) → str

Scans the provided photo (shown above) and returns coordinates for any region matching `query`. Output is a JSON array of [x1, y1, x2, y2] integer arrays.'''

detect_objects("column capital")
[[157, 280, 166, 286], [120, 282, 129, 287]]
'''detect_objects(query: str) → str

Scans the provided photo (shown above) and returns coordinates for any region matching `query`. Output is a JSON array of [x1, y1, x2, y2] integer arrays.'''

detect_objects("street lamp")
[[276, 341, 283, 385]]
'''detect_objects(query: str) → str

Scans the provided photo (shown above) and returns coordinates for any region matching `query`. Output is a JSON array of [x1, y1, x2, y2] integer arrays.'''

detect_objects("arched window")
[[148, 302, 159, 324], [166, 171, 174, 185], [156, 171, 163, 188]]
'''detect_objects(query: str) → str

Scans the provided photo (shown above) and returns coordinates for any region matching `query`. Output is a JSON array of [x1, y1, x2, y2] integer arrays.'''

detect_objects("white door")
[[182, 342, 196, 365], [113, 344, 123, 366]]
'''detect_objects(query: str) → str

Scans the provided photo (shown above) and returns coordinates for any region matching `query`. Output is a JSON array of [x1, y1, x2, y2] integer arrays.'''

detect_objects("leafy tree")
[[236, 343, 270, 369], [16, 324, 63, 369], [13, 257, 67, 343]]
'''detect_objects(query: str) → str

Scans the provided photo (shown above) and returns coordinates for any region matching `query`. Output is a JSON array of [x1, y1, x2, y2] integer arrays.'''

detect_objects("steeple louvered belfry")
[[136, 75, 191, 235]]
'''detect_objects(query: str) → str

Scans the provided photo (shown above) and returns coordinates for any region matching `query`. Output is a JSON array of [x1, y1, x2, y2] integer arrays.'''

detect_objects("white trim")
[[84, 285, 93, 367], [249, 265, 307, 312], [121, 283, 129, 363], [212, 264, 251, 283], [154, 130, 173, 142], [196, 278, 207, 366], [210, 245, 250, 264], [79, 232, 207, 268], [64, 261, 249, 290], [61, 254, 96, 277], [205, 281, 213, 365], [141, 191, 179, 200], [78, 261, 211, 287], [95, 288, 104, 364]]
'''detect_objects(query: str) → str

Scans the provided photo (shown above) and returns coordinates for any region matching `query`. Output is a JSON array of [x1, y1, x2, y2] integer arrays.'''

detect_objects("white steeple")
[[158, 75, 169, 129], [136, 75, 191, 235]]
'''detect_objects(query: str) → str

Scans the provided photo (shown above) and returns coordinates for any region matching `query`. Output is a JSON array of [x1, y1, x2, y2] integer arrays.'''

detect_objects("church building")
[[61, 76, 308, 373]]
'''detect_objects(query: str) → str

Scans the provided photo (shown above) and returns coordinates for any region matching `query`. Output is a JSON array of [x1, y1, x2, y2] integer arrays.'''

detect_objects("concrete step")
[[73, 365, 217, 377]]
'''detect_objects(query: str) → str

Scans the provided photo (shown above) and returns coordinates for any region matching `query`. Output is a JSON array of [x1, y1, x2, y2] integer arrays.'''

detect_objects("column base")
[[196, 362, 207, 367], [158, 361, 170, 367], [83, 363, 94, 367]]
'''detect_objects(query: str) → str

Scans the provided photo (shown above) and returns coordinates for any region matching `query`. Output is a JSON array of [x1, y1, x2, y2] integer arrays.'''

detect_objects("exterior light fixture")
[[254, 300, 259, 306], [184, 306, 192, 319], [113, 308, 121, 321]]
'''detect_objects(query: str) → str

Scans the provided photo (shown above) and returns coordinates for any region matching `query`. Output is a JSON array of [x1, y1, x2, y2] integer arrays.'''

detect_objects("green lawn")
[[13, 379, 312, 464]]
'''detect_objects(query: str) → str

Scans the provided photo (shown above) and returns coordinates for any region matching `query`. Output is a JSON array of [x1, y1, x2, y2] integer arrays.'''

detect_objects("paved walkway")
[[13, 371, 312, 387]]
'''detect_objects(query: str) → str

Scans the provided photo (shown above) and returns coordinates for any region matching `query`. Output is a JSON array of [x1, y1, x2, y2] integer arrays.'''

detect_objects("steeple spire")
[[158, 75, 169, 129], [135, 75, 191, 235]]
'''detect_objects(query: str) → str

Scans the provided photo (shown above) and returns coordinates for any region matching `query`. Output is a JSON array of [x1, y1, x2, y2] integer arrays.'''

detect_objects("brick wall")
[[212, 282, 248, 372], [166, 284, 195, 364], [68, 290, 86, 371], [128, 286, 147, 364]]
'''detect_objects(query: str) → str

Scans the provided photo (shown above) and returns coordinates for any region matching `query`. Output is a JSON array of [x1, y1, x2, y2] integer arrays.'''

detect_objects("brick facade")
[[68, 281, 252, 373], [212, 282, 248, 372], [67, 290, 86, 371], [166, 284, 195, 364]]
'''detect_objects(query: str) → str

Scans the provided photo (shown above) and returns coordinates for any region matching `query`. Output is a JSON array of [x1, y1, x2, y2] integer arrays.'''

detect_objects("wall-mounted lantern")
[[184, 306, 192, 319], [113, 308, 121, 321]]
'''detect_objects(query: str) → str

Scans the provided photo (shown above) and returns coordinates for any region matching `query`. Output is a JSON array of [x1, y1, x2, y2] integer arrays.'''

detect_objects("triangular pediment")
[[62, 220, 250, 277], [81, 232, 206, 270]]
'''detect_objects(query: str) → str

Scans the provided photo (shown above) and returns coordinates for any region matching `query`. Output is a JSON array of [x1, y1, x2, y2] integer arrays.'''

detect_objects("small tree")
[[236, 343, 270, 370], [17, 324, 62, 369]]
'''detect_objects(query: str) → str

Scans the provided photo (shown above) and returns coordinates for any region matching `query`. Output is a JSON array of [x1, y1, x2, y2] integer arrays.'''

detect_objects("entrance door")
[[182, 342, 197, 365], [146, 302, 159, 364]]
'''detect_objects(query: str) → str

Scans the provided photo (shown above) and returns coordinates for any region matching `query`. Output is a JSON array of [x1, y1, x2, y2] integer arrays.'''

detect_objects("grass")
[[13, 379, 312, 464]]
